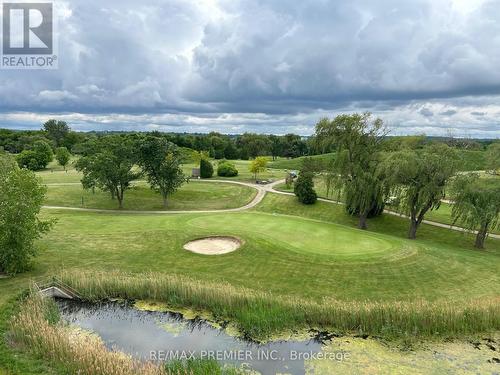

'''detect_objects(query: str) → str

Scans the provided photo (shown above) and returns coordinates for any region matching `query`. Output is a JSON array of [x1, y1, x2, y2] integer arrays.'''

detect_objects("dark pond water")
[[56, 299, 323, 375]]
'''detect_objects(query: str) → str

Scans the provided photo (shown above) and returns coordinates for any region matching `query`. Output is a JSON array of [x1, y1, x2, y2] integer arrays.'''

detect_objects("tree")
[[317, 113, 387, 230], [294, 171, 317, 204], [192, 150, 210, 166], [16, 150, 43, 171], [43, 119, 70, 147], [200, 158, 214, 178], [16, 140, 53, 171], [451, 174, 500, 249], [249, 157, 268, 181], [485, 143, 500, 175], [138, 136, 187, 208], [224, 141, 239, 160], [75, 136, 141, 209], [237, 133, 271, 159], [33, 140, 53, 167], [381, 144, 458, 239], [0, 154, 53, 275], [55, 147, 71, 171], [282, 134, 307, 158], [269, 135, 283, 160]]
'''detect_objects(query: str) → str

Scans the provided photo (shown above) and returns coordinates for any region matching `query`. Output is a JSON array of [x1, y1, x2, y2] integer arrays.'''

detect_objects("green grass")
[[268, 153, 335, 170], [275, 176, 332, 198], [164, 359, 239, 375], [276, 175, 500, 235], [37, 159, 287, 185], [1, 187, 499, 372], [183, 160, 286, 183], [59, 270, 499, 340], [0, 297, 57, 375], [1, 198, 498, 304], [43, 181, 257, 211]]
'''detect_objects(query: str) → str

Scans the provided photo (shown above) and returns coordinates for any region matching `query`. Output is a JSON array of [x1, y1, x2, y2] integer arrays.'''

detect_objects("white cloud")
[[0, 0, 499, 137]]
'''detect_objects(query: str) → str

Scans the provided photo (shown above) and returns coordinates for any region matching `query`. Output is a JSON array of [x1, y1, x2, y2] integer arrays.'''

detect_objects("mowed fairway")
[[43, 181, 257, 211], [2, 201, 499, 305]]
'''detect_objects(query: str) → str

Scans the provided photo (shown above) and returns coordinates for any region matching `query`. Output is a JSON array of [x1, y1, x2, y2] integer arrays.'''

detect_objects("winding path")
[[42, 179, 499, 240], [42, 179, 270, 214]]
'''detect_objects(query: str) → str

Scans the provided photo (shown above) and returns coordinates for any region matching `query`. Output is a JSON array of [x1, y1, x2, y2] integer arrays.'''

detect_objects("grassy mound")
[[268, 153, 335, 170], [43, 181, 257, 211]]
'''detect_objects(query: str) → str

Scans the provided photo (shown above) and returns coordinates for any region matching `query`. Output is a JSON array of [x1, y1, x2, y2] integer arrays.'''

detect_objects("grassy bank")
[[268, 153, 335, 170], [59, 271, 500, 340], [44, 181, 257, 211]]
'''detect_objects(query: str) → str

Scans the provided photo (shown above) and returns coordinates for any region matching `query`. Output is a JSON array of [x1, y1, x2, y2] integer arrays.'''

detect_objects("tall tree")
[[55, 147, 71, 171], [138, 137, 187, 208], [269, 135, 283, 160], [451, 174, 500, 249], [317, 113, 387, 230], [0, 153, 53, 275], [42, 119, 70, 147], [75, 136, 141, 209], [381, 144, 458, 239]]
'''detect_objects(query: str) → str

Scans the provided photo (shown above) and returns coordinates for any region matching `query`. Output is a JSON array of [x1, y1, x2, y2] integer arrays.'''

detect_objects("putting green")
[[187, 214, 409, 262], [2, 205, 499, 304]]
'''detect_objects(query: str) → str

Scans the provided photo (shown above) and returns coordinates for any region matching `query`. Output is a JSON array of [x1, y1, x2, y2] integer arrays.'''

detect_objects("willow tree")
[[451, 174, 500, 249], [316, 113, 387, 230], [485, 142, 500, 175], [380, 144, 458, 239]]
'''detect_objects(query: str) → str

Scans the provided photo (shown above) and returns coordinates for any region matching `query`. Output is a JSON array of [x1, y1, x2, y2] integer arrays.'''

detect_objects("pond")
[[55, 299, 498, 374], [56, 299, 324, 375]]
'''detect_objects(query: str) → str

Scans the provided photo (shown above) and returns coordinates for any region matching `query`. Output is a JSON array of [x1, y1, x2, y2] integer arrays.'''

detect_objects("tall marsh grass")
[[9, 293, 165, 375], [60, 271, 500, 340], [8, 291, 236, 375]]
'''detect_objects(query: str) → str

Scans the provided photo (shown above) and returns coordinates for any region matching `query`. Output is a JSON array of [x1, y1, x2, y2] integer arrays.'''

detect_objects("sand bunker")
[[183, 236, 242, 255]]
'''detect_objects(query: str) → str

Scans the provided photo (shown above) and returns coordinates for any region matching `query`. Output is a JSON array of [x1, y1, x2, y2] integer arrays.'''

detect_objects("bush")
[[217, 162, 238, 177], [16, 140, 53, 171], [200, 158, 213, 178], [294, 172, 317, 204], [33, 140, 53, 167], [16, 150, 44, 171]]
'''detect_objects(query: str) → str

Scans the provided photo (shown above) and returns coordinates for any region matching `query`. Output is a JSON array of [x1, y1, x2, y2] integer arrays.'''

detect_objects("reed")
[[8, 291, 240, 375], [59, 271, 500, 340]]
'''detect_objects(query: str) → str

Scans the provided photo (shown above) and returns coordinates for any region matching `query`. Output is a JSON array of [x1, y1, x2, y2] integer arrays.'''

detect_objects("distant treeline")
[[0, 120, 496, 161]]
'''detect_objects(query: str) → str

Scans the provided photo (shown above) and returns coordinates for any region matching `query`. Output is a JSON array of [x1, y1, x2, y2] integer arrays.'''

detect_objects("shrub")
[[16, 140, 53, 171], [200, 158, 213, 178], [32, 140, 53, 167], [217, 162, 238, 177], [16, 150, 43, 171], [294, 172, 317, 204]]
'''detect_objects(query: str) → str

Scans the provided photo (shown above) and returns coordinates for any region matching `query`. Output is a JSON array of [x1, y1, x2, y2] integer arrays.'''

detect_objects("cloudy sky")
[[1, 0, 499, 137]]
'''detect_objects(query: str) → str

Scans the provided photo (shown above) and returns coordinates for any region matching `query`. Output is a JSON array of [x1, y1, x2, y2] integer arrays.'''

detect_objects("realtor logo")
[[1, 2, 58, 69]]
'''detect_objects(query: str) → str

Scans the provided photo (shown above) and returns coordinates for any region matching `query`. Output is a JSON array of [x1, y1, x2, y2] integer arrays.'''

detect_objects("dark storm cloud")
[[0, 0, 499, 136]]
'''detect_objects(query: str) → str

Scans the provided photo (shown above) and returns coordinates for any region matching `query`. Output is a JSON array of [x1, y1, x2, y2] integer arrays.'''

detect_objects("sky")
[[0, 0, 499, 138]]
